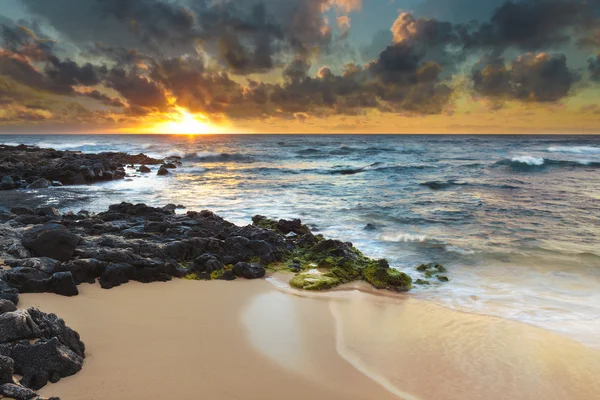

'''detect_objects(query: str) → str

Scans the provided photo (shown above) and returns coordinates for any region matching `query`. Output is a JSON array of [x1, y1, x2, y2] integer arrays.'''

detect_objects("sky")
[[0, 0, 599, 134]]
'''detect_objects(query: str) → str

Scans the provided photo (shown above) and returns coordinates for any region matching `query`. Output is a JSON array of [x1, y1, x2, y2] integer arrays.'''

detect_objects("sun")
[[153, 109, 215, 135]]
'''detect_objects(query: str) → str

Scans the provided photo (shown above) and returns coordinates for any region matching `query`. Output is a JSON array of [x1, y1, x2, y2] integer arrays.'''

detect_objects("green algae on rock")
[[289, 271, 341, 291], [416, 263, 449, 284], [253, 216, 413, 292]]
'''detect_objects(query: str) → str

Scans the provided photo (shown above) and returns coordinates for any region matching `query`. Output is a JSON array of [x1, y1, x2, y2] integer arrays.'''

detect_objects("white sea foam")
[[510, 155, 545, 166], [548, 146, 600, 155], [37, 141, 99, 150], [380, 232, 428, 243]]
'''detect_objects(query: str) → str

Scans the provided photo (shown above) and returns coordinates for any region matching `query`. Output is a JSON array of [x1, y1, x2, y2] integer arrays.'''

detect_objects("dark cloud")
[[0, 51, 58, 93], [79, 89, 125, 108], [473, 53, 577, 102], [21, 0, 198, 55], [465, 0, 596, 50], [105, 67, 168, 110], [416, 0, 505, 23], [45, 56, 103, 88], [2, 0, 598, 126]]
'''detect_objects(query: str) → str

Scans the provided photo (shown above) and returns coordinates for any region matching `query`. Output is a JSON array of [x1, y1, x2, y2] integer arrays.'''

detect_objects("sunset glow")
[[151, 109, 215, 135]]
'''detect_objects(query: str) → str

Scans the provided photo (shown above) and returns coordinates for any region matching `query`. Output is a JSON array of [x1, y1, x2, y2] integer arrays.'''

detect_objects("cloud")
[[336, 16, 351, 39], [2, 0, 599, 128], [472, 52, 577, 102], [77, 88, 125, 108], [465, 0, 595, 50], [105, 67, 169, 111]]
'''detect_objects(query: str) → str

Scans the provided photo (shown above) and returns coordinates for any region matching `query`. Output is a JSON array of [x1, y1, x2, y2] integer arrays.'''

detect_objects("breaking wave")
[[495, 156, 600, 170], [548, 146, 600, 155]]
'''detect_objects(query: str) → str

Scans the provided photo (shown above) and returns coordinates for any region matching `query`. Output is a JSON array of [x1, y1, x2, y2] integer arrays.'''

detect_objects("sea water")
[[1, 134, 599, 347]]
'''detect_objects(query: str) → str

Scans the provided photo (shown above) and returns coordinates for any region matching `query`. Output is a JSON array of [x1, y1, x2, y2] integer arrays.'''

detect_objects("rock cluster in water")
[[0, 144, 164, 189]]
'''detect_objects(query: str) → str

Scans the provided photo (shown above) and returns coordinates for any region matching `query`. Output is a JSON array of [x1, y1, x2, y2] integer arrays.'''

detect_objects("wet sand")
[[20, 279, 600, 400]]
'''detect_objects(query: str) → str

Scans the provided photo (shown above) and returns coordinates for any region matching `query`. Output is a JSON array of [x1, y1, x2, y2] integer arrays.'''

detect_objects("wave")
[[296, 148, 323, 155], [495, 156, 600, 170], [420, 180, 468, 190], [548, 146, 600, 155], [36, 142, 104, 151], [380, 232, 429, 243], [445, 245, 477, 255], [184, 152, 255, 163], [327, 162, 433, 175]]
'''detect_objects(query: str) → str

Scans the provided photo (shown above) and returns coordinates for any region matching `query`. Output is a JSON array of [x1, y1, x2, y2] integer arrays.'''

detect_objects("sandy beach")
[[20, 278, 600, 400]]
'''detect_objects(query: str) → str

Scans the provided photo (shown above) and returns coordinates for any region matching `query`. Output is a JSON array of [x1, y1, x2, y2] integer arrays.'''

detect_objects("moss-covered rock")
[[363, 264, 412, 292], [415, 279, 430, 285], [417, 263, 447, 273], [417, 263, 449, 283], [289, 272, 341, 291]]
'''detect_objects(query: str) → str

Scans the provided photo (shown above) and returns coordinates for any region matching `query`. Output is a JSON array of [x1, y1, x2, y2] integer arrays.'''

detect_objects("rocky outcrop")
[[0, 144, 162, 189], [0, 303, 83, 399], [0, 202, 430, 296], [21, 224, 80, 262]]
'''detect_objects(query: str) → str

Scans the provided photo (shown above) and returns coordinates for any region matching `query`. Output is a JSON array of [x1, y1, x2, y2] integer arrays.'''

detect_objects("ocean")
[[1, 134, 599, 348]]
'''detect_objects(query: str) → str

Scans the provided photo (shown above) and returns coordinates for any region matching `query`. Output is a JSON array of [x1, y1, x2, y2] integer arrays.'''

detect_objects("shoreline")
[[20, 279, 600, 400], [2, 141, 600, 399]]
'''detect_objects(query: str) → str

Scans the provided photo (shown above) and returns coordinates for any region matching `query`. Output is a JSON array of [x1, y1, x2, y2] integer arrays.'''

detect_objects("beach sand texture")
[[20, 279, 600, 400]]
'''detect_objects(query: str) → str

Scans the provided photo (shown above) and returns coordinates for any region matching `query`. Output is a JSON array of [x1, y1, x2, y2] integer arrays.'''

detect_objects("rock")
[[11, 207, 35, 216], [35, 208, 61, 217], [0, 355, 14, 384], [11, 337, 84, 390], [0, 299, 17, 315], [138, 165, 151, 173], [48, 272, 79, 297], [0, 383, 40, 400], [58, 258, 106, 284], [0, 268, 49, 293], [1, 268, 77, 297], [22, 223, 80, 262], [99, 263, 133, 289], [290, 271, 341, 290], [232, 262, 266, 279], [14, 215, 54, 225], [276, 219, 309, 235], [217, 270, 236, 281], [26, 179, 50, 190], [0, 176, 15, 190], [0, 311, 41, 343], [192, 254, 223, 275], [437, 275, 449, 282], [5, 258, 61, 275], [0, 210, 11, 223], [163, 241, 192, 261], [162, 163, 177, 169], [0, 281, 19, 305], [157, 166, 170, 176], [51, 181, 63, 187], [27, 308, 85, 358], [363, 264, 412, 292]]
